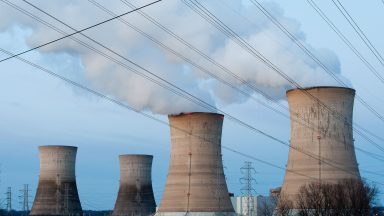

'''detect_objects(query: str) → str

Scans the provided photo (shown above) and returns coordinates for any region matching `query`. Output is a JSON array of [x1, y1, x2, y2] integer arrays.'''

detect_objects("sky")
[[0, 0, 384, 210]]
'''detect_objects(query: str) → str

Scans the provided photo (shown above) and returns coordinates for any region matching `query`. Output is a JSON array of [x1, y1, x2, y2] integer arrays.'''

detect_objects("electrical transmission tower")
[[19, 184, 30, 214], [240, 161, 256, 216], [6, 187, 12, 212]]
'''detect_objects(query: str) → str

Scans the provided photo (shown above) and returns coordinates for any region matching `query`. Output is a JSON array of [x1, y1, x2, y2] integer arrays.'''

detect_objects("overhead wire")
[[0, 0, 216, 114], [0, 0, 328, 185], [0, 47, 321, 184], [331, 0, 384, 68], [115, 0, 384, 167], [239, 0, 384, 161], [6, 0, 384, 184], [117, 0, 384, 160], [88, 0, 292, 124], [18, 0, 384, 177], [226, 0, 384, 147], [4, 0, 378, 177], [1, 0, 383, 187], [247, 0, 384, 123], [0, 0, 163, 63], [0, 0, 384, 162], [306, 0, 384, 85], [180, 0, 384, 155]]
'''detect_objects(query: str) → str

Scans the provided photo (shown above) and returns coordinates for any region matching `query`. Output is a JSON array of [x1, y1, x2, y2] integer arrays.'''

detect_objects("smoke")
[[0, 0, 349, 114]]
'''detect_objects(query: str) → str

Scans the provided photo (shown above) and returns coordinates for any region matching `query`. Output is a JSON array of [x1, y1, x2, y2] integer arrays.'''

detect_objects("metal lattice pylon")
[[240, 161, 256, 216], [6, 187, 12, 212]]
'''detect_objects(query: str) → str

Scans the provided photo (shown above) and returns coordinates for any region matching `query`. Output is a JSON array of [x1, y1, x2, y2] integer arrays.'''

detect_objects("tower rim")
[[168, 112, 224, 118], [286, 86, 355, 94], [38, 145, 78, 149]]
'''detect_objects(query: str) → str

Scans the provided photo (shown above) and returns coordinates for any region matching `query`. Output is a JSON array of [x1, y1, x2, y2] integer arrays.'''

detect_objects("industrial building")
[[230, 195, 276, 216], [280, 86, 360, 206], [156, 112, 235, 216], [30, 145, 83, 216], [230, 187, 279, 216], [112, 154, 156, 216]]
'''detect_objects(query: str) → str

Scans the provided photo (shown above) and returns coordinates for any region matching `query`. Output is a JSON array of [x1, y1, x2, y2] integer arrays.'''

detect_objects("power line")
[[6, 0, 384, 163], [235, 0, 384, 160], [180, 0, 384, 155], [3, 44, 384, 192], [247, 0, 384, 123], [0, 0, 163, 63], [1, 2, 383, 187], [0, 0, 380, 169], [11, 0, 380, 177], [116, 0, 384, 161], [3, 0, 382, 187], [255, 0, 384, 86], [306, 0, 384, 85], [331, 0, 384, 68], [223, 0, 384, 146], [0, 48, 357, 185]]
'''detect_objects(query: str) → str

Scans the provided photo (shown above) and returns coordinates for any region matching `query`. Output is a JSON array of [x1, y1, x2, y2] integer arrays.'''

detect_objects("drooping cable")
[[181, 0, 384, 154], [248, 0, 384, 123], [0, 47, 321, 183], [306, 0, 384, 85], [331, 0, 384, 68], [0, 0, 163, 63], [1, 1, 382, 184]]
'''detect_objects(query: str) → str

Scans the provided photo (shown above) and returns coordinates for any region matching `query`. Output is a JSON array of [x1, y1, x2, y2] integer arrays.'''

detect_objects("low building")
[[230, 195, 276, 216]]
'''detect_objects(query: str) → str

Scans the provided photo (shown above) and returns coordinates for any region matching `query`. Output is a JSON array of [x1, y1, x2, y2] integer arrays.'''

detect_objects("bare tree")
[[258, 196, 277, 216], [296, 182, 333, 216], [295, 178, 377, 216], [275, 193, 293, 216]]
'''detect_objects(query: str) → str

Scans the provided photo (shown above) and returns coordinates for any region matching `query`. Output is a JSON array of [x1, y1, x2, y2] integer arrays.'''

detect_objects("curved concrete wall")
[[280, 87, 360, 204], [157, 112, 235, 215], [30, 145, 82, 216], [112, 154, 156, 216]]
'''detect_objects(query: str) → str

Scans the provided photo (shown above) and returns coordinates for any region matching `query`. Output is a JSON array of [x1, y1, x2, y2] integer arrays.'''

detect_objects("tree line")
[[262, 178, 380, 216]]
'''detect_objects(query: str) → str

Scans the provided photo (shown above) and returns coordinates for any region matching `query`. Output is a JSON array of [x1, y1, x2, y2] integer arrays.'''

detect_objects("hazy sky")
[[0, 0, 383, 210]]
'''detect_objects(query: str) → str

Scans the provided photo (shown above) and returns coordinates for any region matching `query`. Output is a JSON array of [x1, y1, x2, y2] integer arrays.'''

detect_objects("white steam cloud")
[[0, 0, 349, 114]]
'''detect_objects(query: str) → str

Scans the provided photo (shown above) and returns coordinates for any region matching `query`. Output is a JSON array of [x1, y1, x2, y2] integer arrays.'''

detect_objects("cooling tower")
[[280, 87, 360, 203], [30, 145, 82, 216], [112, 154, 156, 216], [156, 112, 235, 216]]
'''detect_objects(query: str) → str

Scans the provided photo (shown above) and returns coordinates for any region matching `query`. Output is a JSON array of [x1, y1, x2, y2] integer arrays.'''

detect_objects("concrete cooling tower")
[[280, 87, 360, 204], [156, 112, 235, 216], [112, 154, 156, 216], [30, 145, 82, 216]]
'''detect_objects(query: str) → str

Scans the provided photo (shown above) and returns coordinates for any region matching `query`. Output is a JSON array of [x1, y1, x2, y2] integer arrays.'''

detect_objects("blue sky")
[[0, 0, 383, 210]]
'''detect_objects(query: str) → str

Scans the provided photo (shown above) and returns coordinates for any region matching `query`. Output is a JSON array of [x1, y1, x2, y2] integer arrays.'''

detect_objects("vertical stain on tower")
[[156, 112, 235, 216], [112, 155, 156, 216], [280, 87, 360, 207], [30, 145, 82, 216]]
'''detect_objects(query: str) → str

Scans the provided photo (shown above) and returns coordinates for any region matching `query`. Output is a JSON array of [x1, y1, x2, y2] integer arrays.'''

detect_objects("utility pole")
[[6, 187, 12, 212], [240, 161, 256, 216]]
